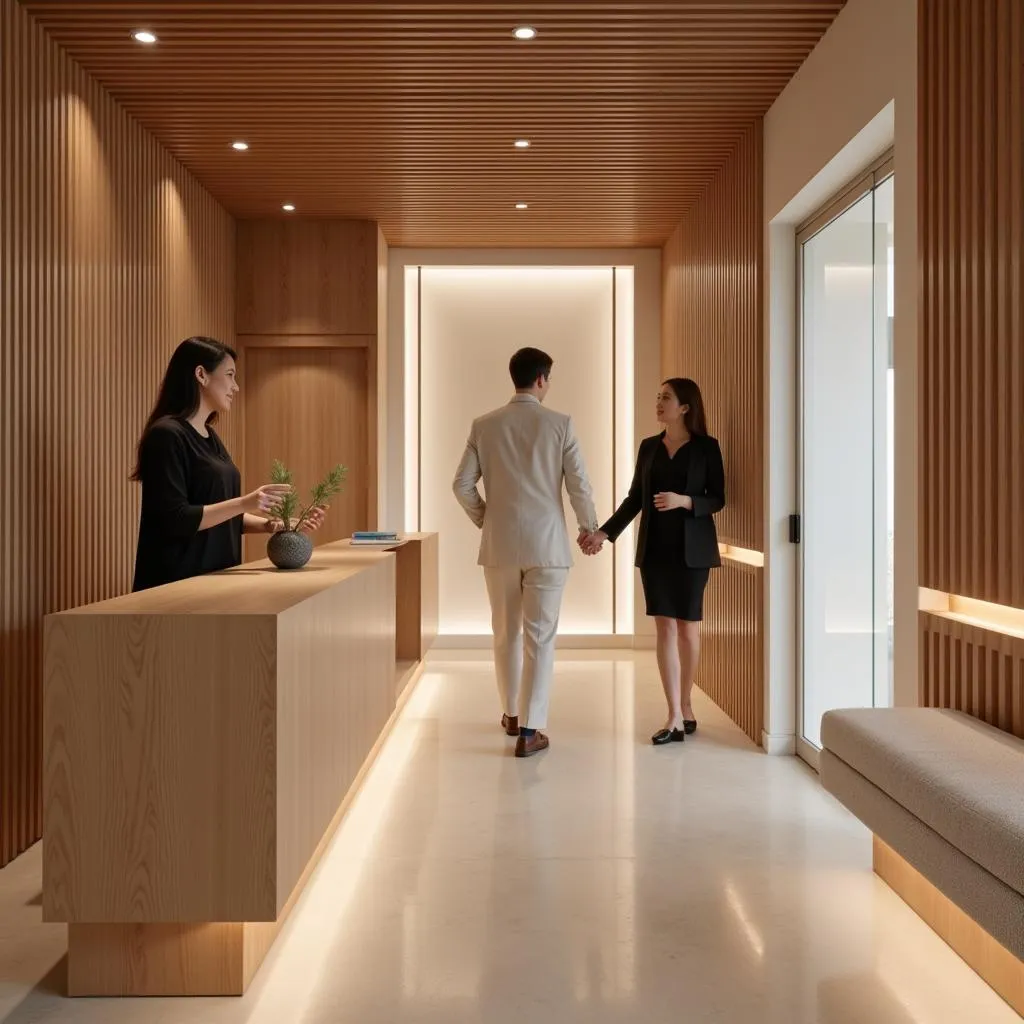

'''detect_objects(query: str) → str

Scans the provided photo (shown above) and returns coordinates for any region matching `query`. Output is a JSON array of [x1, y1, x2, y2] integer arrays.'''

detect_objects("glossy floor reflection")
[[0, 653, 1018, 1023]]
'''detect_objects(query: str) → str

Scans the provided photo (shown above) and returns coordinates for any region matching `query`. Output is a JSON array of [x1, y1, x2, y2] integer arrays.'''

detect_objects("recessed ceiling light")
[[132, 30, 158, 45], [515, 202, 529, 210], [231, 141, 249, 151], [513, 26, 537, 40], [282, 204, 295, 212], [514, 139, 531, 149]]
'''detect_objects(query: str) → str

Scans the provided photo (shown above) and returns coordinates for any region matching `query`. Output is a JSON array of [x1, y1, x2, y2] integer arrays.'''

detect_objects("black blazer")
[[600, 432, 725, 569]]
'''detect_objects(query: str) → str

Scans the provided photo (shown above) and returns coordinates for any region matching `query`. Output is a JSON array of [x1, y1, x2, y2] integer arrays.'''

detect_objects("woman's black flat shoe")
[[683, 720, 698, 735], [652, 727, 686, 745]]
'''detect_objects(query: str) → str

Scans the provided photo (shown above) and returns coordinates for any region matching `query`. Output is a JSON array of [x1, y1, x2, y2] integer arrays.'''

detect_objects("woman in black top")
[[585, 378, 725, 745], [131, 336, 324, 592]]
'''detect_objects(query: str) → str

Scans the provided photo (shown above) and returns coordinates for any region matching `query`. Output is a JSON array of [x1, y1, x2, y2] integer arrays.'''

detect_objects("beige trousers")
[[483, 566, 569, 730]]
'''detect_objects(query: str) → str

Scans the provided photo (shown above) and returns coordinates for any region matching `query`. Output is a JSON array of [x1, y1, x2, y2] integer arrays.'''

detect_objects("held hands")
[[578, 529, 608, 556], [654, 491, 693, 512]]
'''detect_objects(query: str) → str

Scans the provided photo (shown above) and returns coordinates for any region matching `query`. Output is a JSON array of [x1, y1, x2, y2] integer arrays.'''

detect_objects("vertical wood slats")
[[661, 121, 763, 551], [919, 612, 1024, 740], [661, 122, 764, 743], [698, 560, 764, 745], [0, 0, 234, 867], [919, 0, 1024, 607]]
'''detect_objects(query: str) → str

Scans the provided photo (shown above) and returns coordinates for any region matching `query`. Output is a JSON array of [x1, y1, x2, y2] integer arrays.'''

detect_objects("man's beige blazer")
[[452, 394, 598, 568]]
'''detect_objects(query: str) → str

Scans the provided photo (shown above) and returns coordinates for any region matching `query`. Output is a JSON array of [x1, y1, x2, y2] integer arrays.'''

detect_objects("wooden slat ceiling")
[[20, 1, 845, 247]]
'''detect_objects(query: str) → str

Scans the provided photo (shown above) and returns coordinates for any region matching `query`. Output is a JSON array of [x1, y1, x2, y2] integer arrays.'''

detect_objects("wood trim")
[[0, 0, 234, 868], [238, 334, 372, 349], [873, 836, 1024, 1018]]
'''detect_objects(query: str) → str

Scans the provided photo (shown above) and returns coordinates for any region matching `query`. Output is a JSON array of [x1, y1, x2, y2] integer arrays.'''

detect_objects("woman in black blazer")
[[585, 378, 725, 745]]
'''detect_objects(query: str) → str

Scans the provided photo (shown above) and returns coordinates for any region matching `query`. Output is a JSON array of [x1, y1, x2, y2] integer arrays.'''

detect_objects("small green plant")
[[268, 460, 347, 532]]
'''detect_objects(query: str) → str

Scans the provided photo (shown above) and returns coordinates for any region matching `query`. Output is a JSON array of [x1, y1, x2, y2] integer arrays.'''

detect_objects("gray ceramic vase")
[[267, 530, 313, 570]]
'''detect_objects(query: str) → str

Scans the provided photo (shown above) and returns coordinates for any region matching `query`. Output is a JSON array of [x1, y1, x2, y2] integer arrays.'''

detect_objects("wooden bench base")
[[873, 836, 1024, 1017]]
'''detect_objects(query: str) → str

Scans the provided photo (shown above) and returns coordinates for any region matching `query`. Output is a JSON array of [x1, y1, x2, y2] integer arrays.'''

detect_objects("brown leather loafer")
[[515, 732, 549, 758], [501, 714, 520, 737]]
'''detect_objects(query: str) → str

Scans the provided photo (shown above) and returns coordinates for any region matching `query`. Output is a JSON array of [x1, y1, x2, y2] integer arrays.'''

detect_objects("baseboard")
[[761, 730, 797, 756]]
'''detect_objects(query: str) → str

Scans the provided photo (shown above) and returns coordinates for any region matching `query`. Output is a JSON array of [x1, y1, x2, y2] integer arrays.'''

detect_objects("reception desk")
[[42, 536, 437, 996]]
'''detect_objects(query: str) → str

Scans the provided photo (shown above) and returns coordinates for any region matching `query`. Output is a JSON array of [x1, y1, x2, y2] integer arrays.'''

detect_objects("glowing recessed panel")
[[416, 266, 619, 635], [614, 267, 635, 634], [404, 267, 420, 532]]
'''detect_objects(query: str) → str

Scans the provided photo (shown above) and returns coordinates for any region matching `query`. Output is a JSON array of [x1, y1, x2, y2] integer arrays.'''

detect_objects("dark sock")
[[520, 727, 536, 738]]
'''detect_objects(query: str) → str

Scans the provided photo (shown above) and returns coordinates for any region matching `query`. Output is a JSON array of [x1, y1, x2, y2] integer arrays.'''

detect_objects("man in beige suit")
[[453, 347, 598, 758]]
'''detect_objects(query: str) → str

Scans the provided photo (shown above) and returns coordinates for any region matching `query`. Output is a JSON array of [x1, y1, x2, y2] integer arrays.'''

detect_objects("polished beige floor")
[[0, 653, 1018, 1023]]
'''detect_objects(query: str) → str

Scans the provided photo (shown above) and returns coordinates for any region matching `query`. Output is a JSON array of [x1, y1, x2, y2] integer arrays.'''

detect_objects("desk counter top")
[[58, 540, 396, 617]]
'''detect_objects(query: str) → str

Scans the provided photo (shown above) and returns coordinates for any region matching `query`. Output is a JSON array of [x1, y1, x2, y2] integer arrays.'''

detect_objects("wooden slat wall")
[[919, 612, 1024, 740], [661, 121, 763, 551], [698, 560, 764, 745], [919, 0, 1024, 607], [0, 0, 234, 867], [918, 0, 1024, 734], [661, 122, 764, 743]]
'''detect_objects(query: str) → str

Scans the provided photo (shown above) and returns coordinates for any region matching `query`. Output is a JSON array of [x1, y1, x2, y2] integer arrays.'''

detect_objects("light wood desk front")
[[43, 537, 437, 996]]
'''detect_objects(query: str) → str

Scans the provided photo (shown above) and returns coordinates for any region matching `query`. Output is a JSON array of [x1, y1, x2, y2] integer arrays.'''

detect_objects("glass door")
[[797, 159, 894, 765]]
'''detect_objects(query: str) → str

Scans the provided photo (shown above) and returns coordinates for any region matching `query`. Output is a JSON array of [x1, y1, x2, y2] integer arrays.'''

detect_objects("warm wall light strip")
[[918, 587, 1024, 640], [719, 543, 764, 568]]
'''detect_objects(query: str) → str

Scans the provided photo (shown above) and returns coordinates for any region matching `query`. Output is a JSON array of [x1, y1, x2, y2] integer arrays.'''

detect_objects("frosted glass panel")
[[419, 267, 615, 634], [801, 194, 876, 748]]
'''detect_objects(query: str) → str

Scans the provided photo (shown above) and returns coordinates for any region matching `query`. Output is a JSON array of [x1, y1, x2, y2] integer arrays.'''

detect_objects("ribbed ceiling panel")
[[21, 1, 845, 245]]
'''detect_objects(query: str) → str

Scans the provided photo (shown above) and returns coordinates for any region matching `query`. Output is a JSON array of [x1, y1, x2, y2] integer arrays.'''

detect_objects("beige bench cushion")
[[820, 708, 1024, 897]]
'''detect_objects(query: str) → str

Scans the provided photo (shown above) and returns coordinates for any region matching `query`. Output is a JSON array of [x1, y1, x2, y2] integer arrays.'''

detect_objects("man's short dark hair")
[[509, 347, 553, 389]]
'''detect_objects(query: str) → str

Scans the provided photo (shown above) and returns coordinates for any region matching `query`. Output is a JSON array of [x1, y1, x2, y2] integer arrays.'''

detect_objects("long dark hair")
[[663, 377, 709, 437], [131, 336, 236, 480]]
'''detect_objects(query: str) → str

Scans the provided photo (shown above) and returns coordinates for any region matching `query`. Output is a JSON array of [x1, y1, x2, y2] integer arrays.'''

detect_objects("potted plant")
[[265, 460, 346, 570]]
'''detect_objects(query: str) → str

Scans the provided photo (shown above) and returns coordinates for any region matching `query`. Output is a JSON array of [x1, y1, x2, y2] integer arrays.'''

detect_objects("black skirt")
[[640, 563, 711, 621]]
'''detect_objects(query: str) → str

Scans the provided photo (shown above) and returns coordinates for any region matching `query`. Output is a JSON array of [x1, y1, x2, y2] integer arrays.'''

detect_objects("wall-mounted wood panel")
[[22, 1, 845, 247], [919, 0, 1024, 607], [242, 346, 370, 563], [662, 121, 763, 551], [0, 0, 234, 867], [236, 220, 383, 531], [919, 612, 1024, 739], [698, 559, 764, 746], [236, 220, 378, 336]]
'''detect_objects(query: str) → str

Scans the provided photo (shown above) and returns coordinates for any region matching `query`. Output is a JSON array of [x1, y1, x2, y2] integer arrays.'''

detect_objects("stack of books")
[[350, 530, 401, 546]]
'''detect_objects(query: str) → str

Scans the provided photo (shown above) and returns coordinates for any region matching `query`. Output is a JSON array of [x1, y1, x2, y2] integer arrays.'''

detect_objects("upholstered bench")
[[820, 708, 1024, 1015]]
